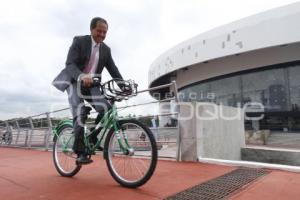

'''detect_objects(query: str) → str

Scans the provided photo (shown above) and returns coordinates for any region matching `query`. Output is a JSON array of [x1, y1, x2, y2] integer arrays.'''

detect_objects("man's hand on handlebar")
[[81, 74, 93, 88]]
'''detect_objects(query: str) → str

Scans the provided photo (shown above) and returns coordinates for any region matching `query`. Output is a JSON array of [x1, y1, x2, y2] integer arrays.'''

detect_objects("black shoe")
[[76, 154, 93, 165]]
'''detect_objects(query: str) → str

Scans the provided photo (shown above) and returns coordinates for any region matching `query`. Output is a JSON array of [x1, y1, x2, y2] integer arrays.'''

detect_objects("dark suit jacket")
[[52, 35, 123, 92]]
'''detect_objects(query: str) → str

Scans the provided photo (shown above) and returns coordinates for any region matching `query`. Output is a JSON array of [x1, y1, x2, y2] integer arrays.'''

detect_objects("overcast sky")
[[0, 0, 299, 120]]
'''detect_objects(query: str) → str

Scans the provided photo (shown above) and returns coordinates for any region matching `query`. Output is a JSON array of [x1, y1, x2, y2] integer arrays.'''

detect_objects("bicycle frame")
[[53, 104, 131, 156]]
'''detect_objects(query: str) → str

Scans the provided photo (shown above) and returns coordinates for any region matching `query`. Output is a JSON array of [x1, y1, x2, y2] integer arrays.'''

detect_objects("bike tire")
[[1, 131, 12, 145], [53, 124, 81, 177], [104, 119, 157, 188]]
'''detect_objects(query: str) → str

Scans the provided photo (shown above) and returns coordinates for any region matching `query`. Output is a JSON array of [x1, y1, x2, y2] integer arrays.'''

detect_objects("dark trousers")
[[67, 82, 111, 154]]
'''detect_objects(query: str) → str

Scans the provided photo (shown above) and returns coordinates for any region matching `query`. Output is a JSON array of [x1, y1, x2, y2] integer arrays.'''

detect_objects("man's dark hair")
[[90, 17, 108, 30]]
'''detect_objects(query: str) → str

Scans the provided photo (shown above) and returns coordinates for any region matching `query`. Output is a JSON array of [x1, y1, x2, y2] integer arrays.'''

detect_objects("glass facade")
[[289, 66, 300, 111], [179, 62, 300, 131]]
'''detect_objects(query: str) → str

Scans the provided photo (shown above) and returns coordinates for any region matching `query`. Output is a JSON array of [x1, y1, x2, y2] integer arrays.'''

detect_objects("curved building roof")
[[148, 2, 300, 88]]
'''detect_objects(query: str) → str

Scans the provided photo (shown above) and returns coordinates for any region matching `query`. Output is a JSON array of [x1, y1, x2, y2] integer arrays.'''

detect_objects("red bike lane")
[[1, 147, 300, 200]]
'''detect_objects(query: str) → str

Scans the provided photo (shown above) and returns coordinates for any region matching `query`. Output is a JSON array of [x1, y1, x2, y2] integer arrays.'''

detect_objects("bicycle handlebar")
[[84, 78, 138, 102]]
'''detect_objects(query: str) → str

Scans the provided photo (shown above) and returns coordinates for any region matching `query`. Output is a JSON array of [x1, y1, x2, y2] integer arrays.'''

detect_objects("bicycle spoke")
[[130, 158, 142, 179]]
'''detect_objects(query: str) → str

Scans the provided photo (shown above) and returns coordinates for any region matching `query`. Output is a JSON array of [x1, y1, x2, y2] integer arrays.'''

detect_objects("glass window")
[[288, 65, 300, 111], [241, 68, 287, 111], [210, 76, 241, 107], [179, 83, 210, 102], [178, 62, 300, 132]]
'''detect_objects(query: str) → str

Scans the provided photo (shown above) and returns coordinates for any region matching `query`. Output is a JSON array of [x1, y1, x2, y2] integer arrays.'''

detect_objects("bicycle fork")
[[113, 123, 134, 156]]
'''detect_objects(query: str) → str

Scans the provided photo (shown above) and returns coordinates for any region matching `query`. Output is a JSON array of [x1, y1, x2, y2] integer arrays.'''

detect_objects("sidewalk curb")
[[198, 157, 300, 173]]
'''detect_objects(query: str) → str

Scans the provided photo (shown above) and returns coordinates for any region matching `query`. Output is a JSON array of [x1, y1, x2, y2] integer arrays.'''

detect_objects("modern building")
[[149, 2, 300, 132]]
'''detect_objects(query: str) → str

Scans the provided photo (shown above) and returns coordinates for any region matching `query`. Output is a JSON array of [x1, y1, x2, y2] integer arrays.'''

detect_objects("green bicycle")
[[52, 79, 157, 188]]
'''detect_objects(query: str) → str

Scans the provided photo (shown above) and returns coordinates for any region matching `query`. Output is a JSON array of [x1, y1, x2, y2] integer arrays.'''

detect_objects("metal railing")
[[0, 81, 181, 160]]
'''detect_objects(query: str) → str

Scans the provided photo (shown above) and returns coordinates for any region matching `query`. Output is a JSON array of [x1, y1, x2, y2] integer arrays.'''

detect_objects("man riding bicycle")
[[52, 17, 125, 164]]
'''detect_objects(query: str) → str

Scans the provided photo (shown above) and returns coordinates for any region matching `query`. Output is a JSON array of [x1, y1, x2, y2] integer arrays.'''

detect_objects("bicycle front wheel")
[[104, 119, 157, 188], [53, 124, 81, 177]]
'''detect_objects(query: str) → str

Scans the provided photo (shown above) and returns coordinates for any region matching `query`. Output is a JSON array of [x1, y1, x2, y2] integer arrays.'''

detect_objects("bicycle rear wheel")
[[104, 119, 157, 188], [53, 124, 81, 177], [0, 131, 12, 145], [2, 131, 12, 145]]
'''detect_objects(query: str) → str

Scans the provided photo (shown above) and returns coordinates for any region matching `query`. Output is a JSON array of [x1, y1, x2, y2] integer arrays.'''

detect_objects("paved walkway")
[[1, 147, 300, 200]]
